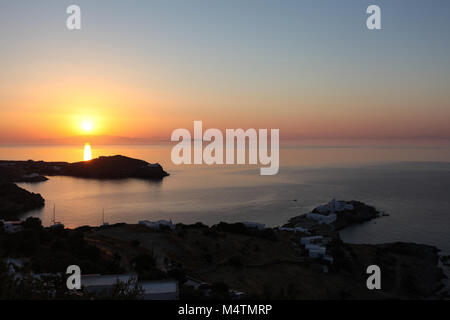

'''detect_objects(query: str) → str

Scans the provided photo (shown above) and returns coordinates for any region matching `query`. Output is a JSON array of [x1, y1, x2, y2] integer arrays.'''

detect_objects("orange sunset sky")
[[1, 1, 449, 145]]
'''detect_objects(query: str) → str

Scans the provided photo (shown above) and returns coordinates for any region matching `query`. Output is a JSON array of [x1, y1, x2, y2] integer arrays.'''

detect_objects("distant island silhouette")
[[0, 155, 169, 181]]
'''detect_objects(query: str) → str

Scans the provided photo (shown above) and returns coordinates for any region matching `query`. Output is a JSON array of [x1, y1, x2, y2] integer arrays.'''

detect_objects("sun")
[[81, 120, 94, 133]]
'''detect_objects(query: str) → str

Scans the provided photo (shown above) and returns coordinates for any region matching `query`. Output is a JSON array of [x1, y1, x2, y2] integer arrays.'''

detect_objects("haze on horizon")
[[1, 0, 450, 146]]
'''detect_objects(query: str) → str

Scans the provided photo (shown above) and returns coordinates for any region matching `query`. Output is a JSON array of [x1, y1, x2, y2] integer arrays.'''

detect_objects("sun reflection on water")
[[83, 143, 92, 161]]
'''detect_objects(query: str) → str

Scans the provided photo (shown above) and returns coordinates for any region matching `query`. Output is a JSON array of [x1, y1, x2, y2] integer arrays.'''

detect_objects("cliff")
[[0, 182, 45, 219]]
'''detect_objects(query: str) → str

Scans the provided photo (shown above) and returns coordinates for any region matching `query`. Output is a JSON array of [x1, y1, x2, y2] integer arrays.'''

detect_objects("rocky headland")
[[285, 200, 381, 234], [0, 155, 169, 181], [0, 155, 169, 219], [0, 182, 44, 219]]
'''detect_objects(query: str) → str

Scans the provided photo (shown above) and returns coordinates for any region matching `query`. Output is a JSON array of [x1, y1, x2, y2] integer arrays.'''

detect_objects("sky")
[[0, 0, 449, 144]]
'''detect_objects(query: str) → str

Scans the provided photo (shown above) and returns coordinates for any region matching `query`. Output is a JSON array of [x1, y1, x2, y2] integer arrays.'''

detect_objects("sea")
[[1, 143, 450, 254]]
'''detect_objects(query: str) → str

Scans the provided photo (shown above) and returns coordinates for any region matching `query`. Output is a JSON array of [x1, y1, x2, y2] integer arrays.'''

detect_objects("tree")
[[21, 217, 43, 230]]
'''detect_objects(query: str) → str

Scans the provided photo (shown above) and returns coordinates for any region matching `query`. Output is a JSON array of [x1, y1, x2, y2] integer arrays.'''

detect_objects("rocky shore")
[[285, 200, 381, 234], [279, 199, 447, 298]]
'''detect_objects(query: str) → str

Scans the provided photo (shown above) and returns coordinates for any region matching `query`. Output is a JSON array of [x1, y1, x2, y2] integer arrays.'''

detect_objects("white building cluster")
[[306, 199, 354, 225], [300, 235, 334, 264]]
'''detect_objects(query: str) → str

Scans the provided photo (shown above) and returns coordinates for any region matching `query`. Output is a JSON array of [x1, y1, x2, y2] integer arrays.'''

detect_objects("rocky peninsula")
[[100, 200, 446, 299], [0, 155, 169, 181], [0, 155, 169, 219], [285, 200, 381, 235]]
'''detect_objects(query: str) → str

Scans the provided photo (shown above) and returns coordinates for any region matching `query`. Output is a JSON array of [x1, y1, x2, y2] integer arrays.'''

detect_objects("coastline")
[[0, 155, 169, 220], [1, 199, 448, 299], [1, 156, 448, 299]]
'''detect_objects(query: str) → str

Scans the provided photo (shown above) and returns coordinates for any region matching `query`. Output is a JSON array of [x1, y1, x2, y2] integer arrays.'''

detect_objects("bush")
[[227, 256, 244, 268], [130, 239, 140, 248], [167, 268, 187, 284], [204, 253, 213, 264], [209, 281, 231, 300], [133, 253, 156, 272], [21, 217, 43, 230], [202, 228, 220, 238], [212, 222, 277, 241], [132, 253, 165, 280], [176, 222, 209, 230]]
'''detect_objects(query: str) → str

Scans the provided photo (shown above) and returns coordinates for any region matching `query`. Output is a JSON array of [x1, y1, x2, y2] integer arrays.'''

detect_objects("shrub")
[[130, 239, 140, 248]]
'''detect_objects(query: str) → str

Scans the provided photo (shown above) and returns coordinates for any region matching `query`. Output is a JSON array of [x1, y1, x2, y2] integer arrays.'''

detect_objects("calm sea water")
[[1, 144, 450, 254]]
